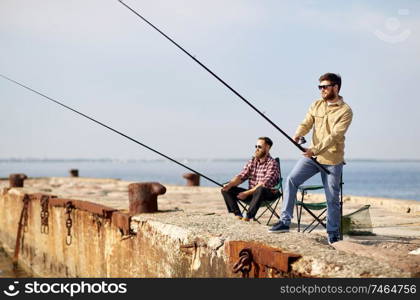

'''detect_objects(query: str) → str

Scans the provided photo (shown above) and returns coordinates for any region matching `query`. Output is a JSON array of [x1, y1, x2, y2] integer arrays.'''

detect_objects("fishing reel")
[[298, 137, 306, 145]]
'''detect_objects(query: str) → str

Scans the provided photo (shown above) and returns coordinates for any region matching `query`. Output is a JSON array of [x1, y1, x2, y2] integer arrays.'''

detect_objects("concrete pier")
[[0, 177, 419, 277]]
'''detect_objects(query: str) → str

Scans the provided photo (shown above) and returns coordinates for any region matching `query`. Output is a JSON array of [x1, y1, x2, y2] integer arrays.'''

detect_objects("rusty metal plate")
[[49, 197, 117, 218], [227, 241, 301, 276]]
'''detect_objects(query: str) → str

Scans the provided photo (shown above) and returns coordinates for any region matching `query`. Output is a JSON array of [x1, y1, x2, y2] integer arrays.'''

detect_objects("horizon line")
[[1, 157, 420, 162]]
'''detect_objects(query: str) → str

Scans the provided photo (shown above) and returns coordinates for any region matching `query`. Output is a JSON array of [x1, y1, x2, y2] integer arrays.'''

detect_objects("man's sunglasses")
[[255, 145, 263, 149], [318, 84, 335, 90]]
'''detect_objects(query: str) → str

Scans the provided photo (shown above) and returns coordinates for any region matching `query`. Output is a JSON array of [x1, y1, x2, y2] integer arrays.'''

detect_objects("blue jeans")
[[280, 157, 343, 235]]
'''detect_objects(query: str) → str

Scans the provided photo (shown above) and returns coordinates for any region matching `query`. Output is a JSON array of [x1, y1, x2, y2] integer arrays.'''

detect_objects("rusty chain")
[[22, 195, 30, 233], [93, 214, 102, 236], [65, 202, 73, 246], [40, 195, 49, 234], [232, 248, 253, 278], [13, 195, 31, 264]]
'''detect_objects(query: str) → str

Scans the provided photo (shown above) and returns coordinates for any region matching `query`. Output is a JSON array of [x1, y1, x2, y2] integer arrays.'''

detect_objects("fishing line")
[[117, 0, 330, 174], [0, 73, 223, 187]]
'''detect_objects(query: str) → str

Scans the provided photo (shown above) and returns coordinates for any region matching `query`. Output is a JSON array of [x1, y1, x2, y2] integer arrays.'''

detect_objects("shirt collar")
[[326, 96, 344, 106], [255, 153, 272, 164]]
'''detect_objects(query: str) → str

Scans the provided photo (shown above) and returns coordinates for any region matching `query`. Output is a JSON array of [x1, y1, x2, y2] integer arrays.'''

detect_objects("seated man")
[[221, 137, 280, 221]]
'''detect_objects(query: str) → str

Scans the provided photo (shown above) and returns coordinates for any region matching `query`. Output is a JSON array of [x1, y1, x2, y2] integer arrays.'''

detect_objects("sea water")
[[1, 159, 419, 201]]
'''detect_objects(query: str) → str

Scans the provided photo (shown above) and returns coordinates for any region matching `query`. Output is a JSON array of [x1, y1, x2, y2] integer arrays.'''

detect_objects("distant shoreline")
[[1, 158, 420, 163]]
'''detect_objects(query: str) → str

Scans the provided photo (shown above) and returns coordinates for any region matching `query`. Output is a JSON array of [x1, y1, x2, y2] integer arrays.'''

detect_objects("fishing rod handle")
[[311, 157, 330, 174], [292, 138, 331, 174]]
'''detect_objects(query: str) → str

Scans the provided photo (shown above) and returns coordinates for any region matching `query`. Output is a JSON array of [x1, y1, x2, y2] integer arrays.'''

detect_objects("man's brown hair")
[[258, 137, 273, 148], [319, 73, 342, 92]]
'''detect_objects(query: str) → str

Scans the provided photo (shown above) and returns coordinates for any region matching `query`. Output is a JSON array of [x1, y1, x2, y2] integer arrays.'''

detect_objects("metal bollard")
[[128, 182, 166, 214], [182, 173, 200, 186], [9, 173, 28, 188], [69, 169, 79, 177]]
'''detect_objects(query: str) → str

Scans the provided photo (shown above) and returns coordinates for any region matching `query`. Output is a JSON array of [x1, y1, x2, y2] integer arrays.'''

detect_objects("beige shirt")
[[295, 97, 353, 165]]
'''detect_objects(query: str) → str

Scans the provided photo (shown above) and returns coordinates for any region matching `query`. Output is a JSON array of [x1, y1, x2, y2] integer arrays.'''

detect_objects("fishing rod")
[[117, 0, 330, 175], [0, 73, 223, 187]]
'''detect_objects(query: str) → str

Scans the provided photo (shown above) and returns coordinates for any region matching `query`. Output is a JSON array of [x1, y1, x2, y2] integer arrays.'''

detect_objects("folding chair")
[[239, 157, 283, 225], [295, 185, 326, 232], [295, 170, 345, 235]]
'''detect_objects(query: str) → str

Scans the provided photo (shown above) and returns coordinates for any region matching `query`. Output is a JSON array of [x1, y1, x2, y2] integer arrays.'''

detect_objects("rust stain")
[[2, 187, 10, 195], [179, 242, 198, 255], [111, 211, 131, 235]]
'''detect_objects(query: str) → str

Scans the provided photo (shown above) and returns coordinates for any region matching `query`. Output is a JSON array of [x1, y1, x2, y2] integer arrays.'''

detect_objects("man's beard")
[[255, 149, 267, 159], [323, 90, 337, 100]]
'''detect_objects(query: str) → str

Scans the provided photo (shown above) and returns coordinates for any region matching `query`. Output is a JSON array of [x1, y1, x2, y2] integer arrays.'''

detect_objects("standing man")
[[221, 137, 280, 221], [269, 73, 353, 244]]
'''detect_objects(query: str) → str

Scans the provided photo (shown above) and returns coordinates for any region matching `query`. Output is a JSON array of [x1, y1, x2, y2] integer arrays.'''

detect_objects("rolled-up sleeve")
[[237, 160, 252, 181]]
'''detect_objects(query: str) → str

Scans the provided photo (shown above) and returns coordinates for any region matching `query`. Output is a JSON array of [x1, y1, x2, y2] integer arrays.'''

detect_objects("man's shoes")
[[234, 213, 243, 220], [242, 213, 252, 222], [328, 234, 340, 245], [268, 221, 289, 233]]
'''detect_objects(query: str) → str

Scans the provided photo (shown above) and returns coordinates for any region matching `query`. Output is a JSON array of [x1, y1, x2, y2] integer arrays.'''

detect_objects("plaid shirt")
[[237, 154, 279, 190]]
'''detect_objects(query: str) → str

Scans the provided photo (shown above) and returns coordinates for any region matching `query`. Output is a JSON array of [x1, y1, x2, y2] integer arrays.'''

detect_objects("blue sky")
[[1, 0, 419, 160]]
